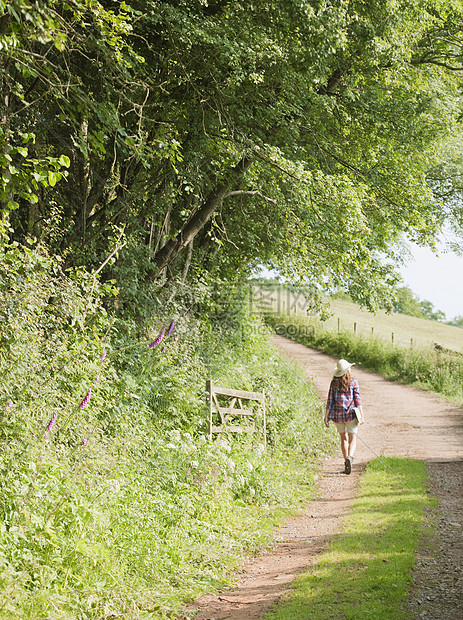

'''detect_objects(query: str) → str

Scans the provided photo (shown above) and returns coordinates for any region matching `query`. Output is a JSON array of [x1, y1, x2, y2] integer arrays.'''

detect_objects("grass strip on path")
[[266, 457, 435, 620]]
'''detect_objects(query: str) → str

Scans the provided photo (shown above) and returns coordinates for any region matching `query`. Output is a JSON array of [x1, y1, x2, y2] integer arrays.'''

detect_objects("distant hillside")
[[254, 287, 463, 354], [323, 298, 463, 353]]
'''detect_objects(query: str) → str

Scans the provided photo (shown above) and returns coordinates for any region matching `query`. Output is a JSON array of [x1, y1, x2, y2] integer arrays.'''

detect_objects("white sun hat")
[[333, 358, 355, 377]]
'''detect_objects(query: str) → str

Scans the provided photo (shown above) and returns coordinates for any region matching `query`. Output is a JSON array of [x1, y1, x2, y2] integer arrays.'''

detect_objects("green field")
[[254, 286, 463, 353]]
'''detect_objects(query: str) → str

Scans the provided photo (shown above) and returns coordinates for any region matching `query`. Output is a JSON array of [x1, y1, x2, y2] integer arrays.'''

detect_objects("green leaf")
[[54, 34, 66, 52], [48, 171, 60, 187], [58, 154, 71, 168]]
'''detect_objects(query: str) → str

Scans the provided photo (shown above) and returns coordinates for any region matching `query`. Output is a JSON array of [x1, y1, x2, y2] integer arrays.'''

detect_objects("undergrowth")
[[265, 312, 463, 404], [0, 238, 336, 619]]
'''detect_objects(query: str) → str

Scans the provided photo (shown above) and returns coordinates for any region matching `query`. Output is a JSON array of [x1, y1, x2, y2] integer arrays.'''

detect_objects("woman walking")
[[325, 358, 364, 474]]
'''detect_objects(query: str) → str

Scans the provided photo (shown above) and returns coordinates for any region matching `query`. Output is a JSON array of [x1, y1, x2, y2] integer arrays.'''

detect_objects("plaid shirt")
[[326, 379, 362, 423]]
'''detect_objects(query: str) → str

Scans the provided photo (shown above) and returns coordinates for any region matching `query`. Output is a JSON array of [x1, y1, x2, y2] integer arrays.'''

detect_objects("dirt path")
[[187, 337, 463, 619]]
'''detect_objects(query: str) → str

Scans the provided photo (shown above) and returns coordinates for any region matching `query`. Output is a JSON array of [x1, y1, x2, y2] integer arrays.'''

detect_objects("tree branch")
[[411, 57, 463, 70], [223, 189, 277, 204], [152, 156, 252, 273]]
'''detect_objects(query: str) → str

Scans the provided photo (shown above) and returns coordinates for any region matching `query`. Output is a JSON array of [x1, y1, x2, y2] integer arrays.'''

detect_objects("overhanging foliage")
[[1, 0, 463, 308]]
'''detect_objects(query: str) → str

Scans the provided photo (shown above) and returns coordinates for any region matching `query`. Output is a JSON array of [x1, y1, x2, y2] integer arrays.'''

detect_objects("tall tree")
[[2, 0, 463, 309]]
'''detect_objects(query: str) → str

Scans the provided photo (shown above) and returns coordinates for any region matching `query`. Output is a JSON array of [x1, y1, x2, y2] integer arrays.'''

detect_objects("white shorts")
[[333, 419, 359, 435]]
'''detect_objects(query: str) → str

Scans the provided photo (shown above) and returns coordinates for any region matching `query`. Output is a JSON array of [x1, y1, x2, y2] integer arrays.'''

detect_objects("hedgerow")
[[0, 236, 335, 619]]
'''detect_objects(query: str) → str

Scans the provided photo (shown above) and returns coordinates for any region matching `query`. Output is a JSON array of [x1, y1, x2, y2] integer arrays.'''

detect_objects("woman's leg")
[[340, 431, 348, 459], [347, 432, 357, 458], [344, 432, 357, 474]]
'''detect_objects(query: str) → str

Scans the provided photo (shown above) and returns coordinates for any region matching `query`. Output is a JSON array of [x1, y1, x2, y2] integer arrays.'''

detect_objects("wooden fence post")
[[207, 379, 213, 440]]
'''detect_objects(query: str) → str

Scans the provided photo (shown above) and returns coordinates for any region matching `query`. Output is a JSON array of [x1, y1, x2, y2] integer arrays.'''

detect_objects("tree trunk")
[[181, 239, 194, 284], [1, 47, 12, 221], [76, 118, 89, 245], [153, 156, 252, 272]]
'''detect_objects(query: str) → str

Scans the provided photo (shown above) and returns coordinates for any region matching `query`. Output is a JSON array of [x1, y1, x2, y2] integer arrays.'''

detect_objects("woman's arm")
[[352, 380, 362, 407], [324, 409, 330, 428], [325, 384, 334, 427], [352, 380, 364, 423]]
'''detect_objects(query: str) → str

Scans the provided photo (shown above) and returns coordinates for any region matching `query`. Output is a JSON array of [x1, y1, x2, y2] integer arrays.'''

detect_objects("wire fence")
[[252, 285, 463, 355]]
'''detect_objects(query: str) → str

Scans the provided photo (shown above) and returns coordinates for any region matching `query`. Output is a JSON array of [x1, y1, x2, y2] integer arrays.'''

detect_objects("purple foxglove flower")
[[44, 413, 57, 438], [47, 413, 57, 432], [161, 346, 165, 353], [149, 327, 165, 348], [6, 400, 13, 411], [100, 348, 106, 362], [80, 388, 91, 409], [167, 320, 175, 336], [82, 437, 88, 446]]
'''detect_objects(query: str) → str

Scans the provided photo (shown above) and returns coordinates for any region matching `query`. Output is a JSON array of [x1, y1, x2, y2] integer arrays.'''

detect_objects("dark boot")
[[345, 456, 353, 474]]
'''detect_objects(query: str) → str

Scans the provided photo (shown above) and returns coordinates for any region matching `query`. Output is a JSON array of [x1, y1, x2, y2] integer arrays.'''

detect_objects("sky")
[[398, 241, 463, 320]]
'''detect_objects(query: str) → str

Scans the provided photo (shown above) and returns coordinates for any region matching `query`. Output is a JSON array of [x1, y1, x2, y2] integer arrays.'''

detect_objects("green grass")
[[266, 458, 435, 620]]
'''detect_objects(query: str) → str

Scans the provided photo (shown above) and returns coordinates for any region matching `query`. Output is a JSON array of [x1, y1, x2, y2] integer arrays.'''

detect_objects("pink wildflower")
[[44, 413, 57, 438], [149, 327, 165, 348], [47, 413, 57, 432], [80, 388, 91, 409], [100, 348, 106, 362], [82, 437, 88, 446]]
